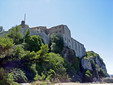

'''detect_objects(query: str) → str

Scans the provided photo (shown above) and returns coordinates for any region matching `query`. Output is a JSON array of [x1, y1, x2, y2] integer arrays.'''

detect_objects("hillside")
[[0, 25, 108, 85]]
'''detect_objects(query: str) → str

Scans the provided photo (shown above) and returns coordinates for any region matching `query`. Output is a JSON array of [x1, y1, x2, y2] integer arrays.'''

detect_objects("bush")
[[6, 68, 28, 83], [0, 37, 14, 58], [50, 33, 64, 54], [98, 68, 106, 77], [24, 35, 44, 52], [14, 45, 25, 60], [84, 70, 93, 82], [0, 68, 20, 85], [6, 25, 23, 44]]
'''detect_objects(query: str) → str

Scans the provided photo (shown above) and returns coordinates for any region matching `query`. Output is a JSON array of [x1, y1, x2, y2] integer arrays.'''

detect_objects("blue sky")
[[0, 0, 113, 74]]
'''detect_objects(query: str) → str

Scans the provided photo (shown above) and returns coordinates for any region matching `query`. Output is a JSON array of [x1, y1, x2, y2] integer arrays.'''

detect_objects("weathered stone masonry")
[[30, 24, 86, 58]]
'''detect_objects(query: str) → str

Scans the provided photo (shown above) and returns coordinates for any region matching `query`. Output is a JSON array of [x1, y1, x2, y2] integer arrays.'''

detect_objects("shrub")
[[0, 69, 20, 85], [6, 68, 28, 83], [84, 70, 93, 82], [50, 33, 64, 53], [0, 37, 14, 58], [24, 35, 44, 52], [98, 68, 106, 77], [14, 45, 25, 60], [6, 25, 23, 44]]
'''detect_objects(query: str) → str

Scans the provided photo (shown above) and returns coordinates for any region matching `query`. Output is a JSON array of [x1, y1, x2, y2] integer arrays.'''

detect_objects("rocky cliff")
[[62, 48, 108, 82], [0, 24, 108, 83]]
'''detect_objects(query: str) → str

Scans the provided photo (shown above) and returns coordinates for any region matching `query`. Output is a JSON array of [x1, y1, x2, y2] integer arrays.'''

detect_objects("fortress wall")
[[62, 25, 72, 49], [31, 26, 47, 33], [39, 32, 49, 44], [20, 24, 86, 58], [63, 25, 71, 37], [48, 25, 86, 58], [71, 38, 86, 58], [48, 25, 64, 35]]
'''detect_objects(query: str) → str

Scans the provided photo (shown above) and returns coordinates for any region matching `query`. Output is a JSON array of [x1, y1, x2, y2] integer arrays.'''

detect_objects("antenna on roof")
[[24, 14, 26, 22]]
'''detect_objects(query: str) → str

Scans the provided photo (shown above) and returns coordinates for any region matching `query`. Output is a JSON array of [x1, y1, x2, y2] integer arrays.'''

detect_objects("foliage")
[[24, 35, 44, 52], [50, 33, 64, 53], [98, 68, 106, 77], [14, 45, 25, 60], [87, 51, 99, 57], [6, 25, 23, 44], [22, 51, 36, 63], [74, 57, 80, 71], [6, 68, 28, 83], [0, 68, 20, 85], [48, 52, 65, 74], [1, 26, 107, 83], [0, 37, 14, 58], [84, 70, 93, 82], [34, 73, 42, 81], [24, 28, 30, 43]]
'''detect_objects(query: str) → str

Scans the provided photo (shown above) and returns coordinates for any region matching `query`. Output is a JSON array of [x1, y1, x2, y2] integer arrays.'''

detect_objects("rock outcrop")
[[81, 58, 92, 70], [81, 51, 108, 82], [81, 56, 107, 76]]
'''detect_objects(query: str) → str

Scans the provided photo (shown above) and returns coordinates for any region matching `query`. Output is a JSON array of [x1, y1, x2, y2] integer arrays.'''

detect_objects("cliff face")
[[81, 53, 107, 76], [81, 51, 108, 82], [62, 48, 108, 82]]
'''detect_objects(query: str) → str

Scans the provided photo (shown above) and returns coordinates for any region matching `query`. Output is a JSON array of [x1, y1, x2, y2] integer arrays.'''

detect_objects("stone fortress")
[[20, 21, 86, 58], [0, 20, 86, 58]]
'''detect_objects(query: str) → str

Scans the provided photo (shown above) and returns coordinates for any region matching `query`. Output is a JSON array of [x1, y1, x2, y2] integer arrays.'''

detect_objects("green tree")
[[28, 35, 44, 52], [50, 33, 64, 53], [0, 37, 14, 58], [24, 28, 30, 43], [6, 25, 23, 44], [14, 45, 25, 60]]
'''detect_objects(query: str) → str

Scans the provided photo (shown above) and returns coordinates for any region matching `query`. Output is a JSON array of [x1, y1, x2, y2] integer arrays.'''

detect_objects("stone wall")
[[0, 23, 86, 58], [48, 25, 86, 58]]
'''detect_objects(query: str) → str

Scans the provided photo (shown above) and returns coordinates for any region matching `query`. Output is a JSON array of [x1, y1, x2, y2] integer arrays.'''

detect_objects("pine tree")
[[25, 28, 30, 43]]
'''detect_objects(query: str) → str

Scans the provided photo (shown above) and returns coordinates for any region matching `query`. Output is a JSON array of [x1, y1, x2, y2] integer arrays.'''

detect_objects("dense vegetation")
[[0, 26, 75, 85], [0, 26, 107, 84]]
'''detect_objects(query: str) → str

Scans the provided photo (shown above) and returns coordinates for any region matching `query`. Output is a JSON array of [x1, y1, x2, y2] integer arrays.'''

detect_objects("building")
[[1, 21, 86, 58], [30, 24, 86, 58]]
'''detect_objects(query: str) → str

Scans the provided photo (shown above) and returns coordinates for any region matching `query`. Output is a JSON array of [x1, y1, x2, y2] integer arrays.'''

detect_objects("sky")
[[0, 0, 113, 74]]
